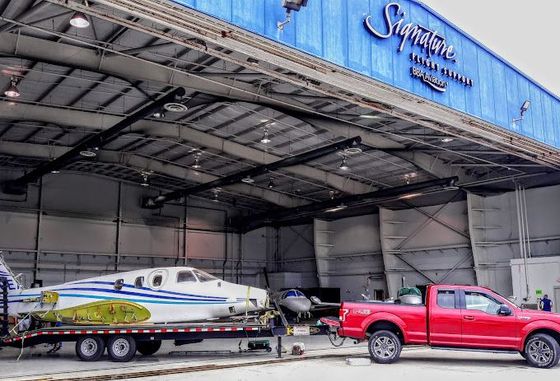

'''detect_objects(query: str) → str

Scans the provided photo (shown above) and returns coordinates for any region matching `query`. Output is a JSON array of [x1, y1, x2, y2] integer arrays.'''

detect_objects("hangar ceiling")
[[0, 0, 558, 227]]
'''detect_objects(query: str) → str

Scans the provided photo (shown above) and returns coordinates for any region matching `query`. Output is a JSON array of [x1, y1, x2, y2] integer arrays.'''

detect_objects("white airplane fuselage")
[[7, 267, 268, 324]]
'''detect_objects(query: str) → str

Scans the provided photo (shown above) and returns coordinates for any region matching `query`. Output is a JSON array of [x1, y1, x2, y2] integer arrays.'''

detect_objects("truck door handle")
[[463, 315, 475, 321]]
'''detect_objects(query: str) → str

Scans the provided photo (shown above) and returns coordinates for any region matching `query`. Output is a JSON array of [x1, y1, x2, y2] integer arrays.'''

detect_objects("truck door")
[[429, 289, 462, 346], [460, 290, 520, 349]]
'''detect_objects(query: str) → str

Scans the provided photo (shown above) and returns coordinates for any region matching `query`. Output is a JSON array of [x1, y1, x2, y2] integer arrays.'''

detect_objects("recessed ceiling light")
[[69, 12, 90, 28], [163, 102, 188, 113]]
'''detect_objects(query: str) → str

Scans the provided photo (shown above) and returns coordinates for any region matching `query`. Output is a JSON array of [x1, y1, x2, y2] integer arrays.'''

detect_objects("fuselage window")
[[114, 278, 124, 290], [177, 271, 197, 283], [134, 276, 144, 289], [152, 274, 163, 288]]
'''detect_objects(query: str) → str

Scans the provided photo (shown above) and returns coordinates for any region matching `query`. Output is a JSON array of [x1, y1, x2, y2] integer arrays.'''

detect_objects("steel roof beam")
[[0, 141, 305, 208], [0, 102, 370, 195], [144, 136, 362, 208], [1, 87, 186, 194], [239, 177, 459, 232]]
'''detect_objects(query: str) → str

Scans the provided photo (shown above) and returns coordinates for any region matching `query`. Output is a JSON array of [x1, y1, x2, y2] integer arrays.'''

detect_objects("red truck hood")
[[519, 309, 560, 321]]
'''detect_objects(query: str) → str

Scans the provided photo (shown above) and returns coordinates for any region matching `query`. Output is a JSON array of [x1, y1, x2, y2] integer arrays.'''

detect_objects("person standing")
[[540, 294, 553, 312]]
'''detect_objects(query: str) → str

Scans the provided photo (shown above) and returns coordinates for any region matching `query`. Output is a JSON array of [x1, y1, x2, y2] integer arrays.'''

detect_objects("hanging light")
[[79, 148, 97, 158], [260, 128, 271, 144], [268, 178, 275, 189], [69, 11, 90, 28], [241, 176, 255, 184], [50, 169, 60, 174], [4, 78, 20, 98], [339, 156, 350, 171], [325, 203, 348, 213], [192, 153, 202, 169], [153, 111, 165, 119]]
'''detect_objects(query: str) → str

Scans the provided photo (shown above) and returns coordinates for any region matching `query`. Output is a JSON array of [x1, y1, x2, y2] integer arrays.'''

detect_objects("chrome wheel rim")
[[372, 336, 397, 359], [81, 338, 98, 357], [113, 338, 130, 357], [528, 340, 552, 365]]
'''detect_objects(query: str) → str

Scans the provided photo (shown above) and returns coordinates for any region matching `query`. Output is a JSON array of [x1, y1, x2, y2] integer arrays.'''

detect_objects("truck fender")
[[361, 312, 408, 343], [520, 320, 560, 351]]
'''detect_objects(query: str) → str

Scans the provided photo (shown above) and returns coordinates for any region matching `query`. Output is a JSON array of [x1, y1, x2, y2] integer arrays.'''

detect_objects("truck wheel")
[[137, 340, 162, 356], [107, 335, 137, 362], [76, 336, 105, 361], [524, 333, 560, 369], [368, 330, 402, 364]]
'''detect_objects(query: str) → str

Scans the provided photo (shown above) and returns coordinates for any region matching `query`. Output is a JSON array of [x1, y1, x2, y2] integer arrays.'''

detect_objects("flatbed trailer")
[[0, 320, 328, 362]]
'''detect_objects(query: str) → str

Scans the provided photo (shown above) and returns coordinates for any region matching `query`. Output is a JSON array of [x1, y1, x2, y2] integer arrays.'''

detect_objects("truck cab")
[[331, 284, 560, 369]]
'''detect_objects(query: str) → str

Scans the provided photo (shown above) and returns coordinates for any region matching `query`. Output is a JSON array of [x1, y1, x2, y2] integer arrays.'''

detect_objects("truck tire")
[[137, 340, 162, 356], [368, 330, 402, 364], [107, 335, 137, 362], [524, 333, 560, 369], [76, 336, 105, 361]]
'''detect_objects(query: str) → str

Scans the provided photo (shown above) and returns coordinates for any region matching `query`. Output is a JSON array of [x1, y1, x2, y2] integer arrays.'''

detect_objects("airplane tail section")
[[0, 254, 22, 292]]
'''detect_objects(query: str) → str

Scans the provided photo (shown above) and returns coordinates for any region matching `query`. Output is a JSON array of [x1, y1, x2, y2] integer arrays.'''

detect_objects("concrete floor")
[[1, 336, 557, 380]]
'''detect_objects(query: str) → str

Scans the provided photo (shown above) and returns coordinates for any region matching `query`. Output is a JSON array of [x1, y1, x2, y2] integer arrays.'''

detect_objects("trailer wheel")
[[137, 340, 162, 356], [368, 330, 402, 364], [107, 335, 137, 362], [524, 333, 560, 369], [76, 336, 105, 361]]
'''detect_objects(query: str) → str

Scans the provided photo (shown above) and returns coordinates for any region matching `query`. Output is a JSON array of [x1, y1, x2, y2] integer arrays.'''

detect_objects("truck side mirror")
[[498, 304, 512, 316]]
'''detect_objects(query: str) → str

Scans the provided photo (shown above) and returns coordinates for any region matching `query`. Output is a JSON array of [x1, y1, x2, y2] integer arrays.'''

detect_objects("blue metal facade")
[[173, 0, 560, 149]]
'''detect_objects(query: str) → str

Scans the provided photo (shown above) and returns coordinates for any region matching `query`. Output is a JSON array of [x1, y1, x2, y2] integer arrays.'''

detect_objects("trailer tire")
[[368, 330, 402, 364], [137, 340, 162, 356], [76, 336, 105, 361], [107, 335, 136, 362], [524, 333, 560, 369]]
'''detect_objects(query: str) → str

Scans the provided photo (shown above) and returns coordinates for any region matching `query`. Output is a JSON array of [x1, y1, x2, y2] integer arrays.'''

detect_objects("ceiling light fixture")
[[260, 128, 271, 144], [79, 148, 97, 158], [50, 170, 60, 174], [4, 78, 20, 98], [69, 11, 90, 28], [441, 137, 454, 143], [398, 193, 423, 200], [212, 188, 221, 202], [192, 153, 202, 169], [268, 178, 275, 189], [139, 170, 153, 187], [339, 156, 350, 171], [359, 114, 382, 119], [325, 203, 348, 213], [153, 111, 165, 119], [241, 176, 255, 184], [163, 102, 188, 113]]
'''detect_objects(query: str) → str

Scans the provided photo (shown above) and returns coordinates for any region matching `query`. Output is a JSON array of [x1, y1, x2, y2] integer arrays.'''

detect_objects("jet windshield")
[[192, 269, 218, 282], [285, 290, 305, 297]]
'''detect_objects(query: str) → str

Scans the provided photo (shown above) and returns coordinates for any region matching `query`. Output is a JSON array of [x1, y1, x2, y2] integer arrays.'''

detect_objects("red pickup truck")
[[326, 284, 560, 368]]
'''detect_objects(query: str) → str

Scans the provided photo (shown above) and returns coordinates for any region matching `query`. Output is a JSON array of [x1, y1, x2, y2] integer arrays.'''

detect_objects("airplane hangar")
[[0, 0, 560, 378]]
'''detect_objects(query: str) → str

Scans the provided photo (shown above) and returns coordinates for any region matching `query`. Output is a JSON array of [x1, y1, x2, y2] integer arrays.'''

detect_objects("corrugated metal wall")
[[174, 0, 560, 148]]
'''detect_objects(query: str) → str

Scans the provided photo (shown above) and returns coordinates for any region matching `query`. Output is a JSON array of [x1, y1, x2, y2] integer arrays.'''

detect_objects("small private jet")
[[0, 256, 268, 325]]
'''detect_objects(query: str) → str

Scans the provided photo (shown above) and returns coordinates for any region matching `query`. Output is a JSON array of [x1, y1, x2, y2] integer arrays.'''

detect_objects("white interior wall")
[[0, 172, 244, 287], [314, 215, 384, 301]]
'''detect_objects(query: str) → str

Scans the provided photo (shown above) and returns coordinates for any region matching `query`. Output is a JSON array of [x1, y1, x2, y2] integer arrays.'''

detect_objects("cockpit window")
[[286, 290, 298, 297], [296, 291, 305, 297], [192, 269, 218, 282], [177, 271, 197, 283]]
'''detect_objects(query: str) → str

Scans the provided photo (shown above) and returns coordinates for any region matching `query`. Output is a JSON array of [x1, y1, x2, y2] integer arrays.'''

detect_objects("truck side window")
[[437, 290, 455, 309], [465, 291, 501, 314]]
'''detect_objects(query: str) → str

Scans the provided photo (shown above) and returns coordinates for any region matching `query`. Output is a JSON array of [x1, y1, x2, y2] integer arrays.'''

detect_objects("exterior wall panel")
[[174, 0, 560, 148]]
